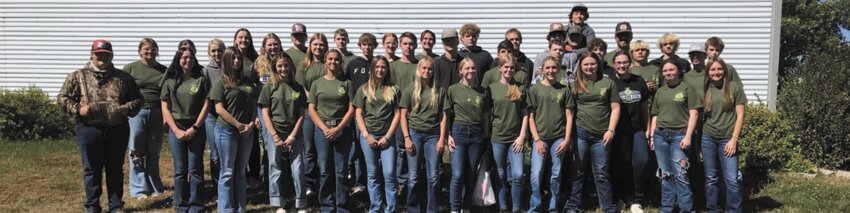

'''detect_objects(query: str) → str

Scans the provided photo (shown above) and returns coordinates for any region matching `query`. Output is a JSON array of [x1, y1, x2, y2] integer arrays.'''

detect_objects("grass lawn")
[[1, 140, 849, 212]]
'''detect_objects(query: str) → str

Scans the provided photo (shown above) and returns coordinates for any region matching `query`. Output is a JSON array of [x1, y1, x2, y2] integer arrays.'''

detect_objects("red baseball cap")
[[91, 39, 113, 54]]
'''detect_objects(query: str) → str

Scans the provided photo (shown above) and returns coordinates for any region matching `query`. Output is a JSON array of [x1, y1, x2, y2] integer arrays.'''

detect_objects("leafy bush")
[[778, 45, 850, 170], [739, 104, 813, 172], [0, 86, 74, 140]]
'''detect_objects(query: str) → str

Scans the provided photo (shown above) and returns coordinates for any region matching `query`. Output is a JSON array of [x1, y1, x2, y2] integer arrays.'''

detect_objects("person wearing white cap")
[[58, 39, 144, 213]]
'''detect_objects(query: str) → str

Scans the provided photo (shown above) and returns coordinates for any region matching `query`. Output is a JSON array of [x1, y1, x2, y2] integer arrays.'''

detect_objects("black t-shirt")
[[459, 46, 493, 82], [434, 54, 464, 91], [346, 57, 371, 95], [611, 73, 650, 132]]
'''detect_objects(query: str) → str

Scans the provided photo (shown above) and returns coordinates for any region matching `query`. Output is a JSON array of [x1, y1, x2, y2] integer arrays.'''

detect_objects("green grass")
[[1, 140, 849, 212]]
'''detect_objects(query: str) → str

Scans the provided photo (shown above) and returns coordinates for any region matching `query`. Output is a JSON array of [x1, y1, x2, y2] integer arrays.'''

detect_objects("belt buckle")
[[324, 120, 338, 127]]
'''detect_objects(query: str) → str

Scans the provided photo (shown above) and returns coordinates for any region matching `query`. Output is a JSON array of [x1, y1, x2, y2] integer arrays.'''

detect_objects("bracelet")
[[404, 135, 411, 139], [191, 125, 199, 130]]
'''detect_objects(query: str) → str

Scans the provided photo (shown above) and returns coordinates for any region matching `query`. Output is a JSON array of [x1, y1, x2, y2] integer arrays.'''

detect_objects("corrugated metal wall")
[[0, 0, 777, 104]]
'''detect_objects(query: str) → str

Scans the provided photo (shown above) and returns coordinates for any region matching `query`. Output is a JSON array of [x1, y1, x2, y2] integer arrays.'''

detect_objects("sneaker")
[[305, 189, 315, 197], [351, 185, 366, 194], [85, 207, 101, 213], [297, 210, 308, 213], [275, 208, 287, 213], [134, 194, 149, 200], [630, 204, 644, 213]]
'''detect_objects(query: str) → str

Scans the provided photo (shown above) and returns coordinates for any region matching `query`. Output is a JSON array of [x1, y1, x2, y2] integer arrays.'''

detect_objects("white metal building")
[[0, 0, 781, 108]]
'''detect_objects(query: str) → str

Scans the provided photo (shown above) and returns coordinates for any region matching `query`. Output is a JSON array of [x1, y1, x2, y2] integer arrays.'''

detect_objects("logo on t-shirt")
[[674, 92, 685, 102], [552, 92, 564, 104], [190, 84, 199, 95], [619, 87, 642, 104], [290, 91, 301, 100], [242, 85, 253, 94], [599, 88, 608, 97], [337, 86, 347, 96]]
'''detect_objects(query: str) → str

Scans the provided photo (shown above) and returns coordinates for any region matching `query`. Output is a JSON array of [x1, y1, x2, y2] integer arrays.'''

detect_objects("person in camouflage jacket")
[[57, 39, 143, 213]]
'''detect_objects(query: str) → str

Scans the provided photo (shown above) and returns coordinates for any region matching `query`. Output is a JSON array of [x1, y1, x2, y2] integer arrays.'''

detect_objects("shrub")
[[778, 45, 850, 170], [0, 86, 74, 140], [739, 104, 813, 172]]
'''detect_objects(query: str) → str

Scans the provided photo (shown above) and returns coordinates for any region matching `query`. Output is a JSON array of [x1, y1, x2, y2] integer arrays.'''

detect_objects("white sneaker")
[[351, 185, 366, 194], [297, 210, 307, 213], [306, 189, 315, 197], [630, 204, 644, 213], [275, 208, 286, 213]]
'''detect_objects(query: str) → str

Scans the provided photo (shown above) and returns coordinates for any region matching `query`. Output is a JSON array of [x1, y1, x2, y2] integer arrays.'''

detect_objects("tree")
[[779, 0, 850, 81]]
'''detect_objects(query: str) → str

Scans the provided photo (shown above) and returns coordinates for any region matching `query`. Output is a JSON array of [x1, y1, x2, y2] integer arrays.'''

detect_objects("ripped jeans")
[[653, 128, 693, 213]]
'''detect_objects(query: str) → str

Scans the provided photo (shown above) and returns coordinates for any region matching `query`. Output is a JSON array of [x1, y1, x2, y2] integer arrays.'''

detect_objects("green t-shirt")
[[480, 67, 530, 89], [703, 81, 747, 138], [488, 81, 527, 142], [390, 59, 418, 93], [285, 47, 307, 67], [296, 63, 326, 91], [209, 78, 259, 130], [651, 81, 702, 129], [122, 60, 166, 108], [527, 82, 570, 141], [447, 83, 488, 126], [342, 52, 357, 72], [684, 69, 705, 99], [308, 77, 353, 121], [257, 82, 306, 135], [399, 85, 449, 134], [630, 65, 661, 90], [242, 56, 255, 80], [160, 74, 210, 120], [604, 50, 617, 67], [353, 85, 400, 134], [568, 77, 621, 134]]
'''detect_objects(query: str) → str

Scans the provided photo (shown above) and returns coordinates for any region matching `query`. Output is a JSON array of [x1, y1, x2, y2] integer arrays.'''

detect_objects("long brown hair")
[[703, 58, 733, 113], [267, 53, 294, 87], [233, 28, 258, 61], [572, 53, 600, 94], [221, 47, 244, 89]]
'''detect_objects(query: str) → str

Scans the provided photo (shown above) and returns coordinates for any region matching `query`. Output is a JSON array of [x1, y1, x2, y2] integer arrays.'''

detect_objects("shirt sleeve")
[[257, 84, 272, 107], [688, 86, 703, 110]]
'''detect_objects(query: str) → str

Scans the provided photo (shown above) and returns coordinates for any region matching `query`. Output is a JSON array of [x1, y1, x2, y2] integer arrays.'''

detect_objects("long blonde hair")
[[302, 33, 328, 69], [267, 53, 294, 87], [703, 58, 733, 113], [413, 57, 439, 111], [364, 56, 397, 103], [255, 33, 282, 78], [497, 54, 521, 102]]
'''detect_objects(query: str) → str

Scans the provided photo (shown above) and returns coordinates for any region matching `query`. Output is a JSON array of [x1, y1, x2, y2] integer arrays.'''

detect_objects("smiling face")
[[421, 32, 435, 50], [373, 59, 388, 80], [500, 61, 516, 80], [614, 54, 630, 75], [662, 62, 679, 81], [580, 56, 598, 76], [689, 52, 706, 66], [325, 51, 342, 72], [542, 59, 560, 82], [418, 60, 433, 80], [275, 58, 291, 79], [179, 51, 194, 73], [235, 31, 250, 50], [208, 43, 223, 64], [571, 11, 585, 25], [264, 39, 280, 56], [460, 61, 477, 82], [708, 61, 725, 82], [139, 43, 157, 62], [310, 39, 327, 60]]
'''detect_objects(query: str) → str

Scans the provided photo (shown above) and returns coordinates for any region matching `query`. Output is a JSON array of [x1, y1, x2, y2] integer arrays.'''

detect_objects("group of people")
[[57, 3, 748, 213]]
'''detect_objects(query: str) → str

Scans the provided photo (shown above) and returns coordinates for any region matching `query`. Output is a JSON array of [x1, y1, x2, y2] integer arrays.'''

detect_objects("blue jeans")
[[314, 123, 353, 213], [529, 138, 565, 213], [566, 127, 616, 213], [127, 108, 165, 197], [76, 123, 129, 212], [395, 126, 408, 189], [359, 133, 398, 213], [701, 135, 742, 213], [204, 113, 220, 195], [653, 128, 694, 213], [405, 130, 441, 213], [215, 125, 254, 213], [264, 129, 306, 209], [449, 124, 484, 211], [302, 109, 318, 192], [168, 120, 205, 213], [492, 141, 525, 211]]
